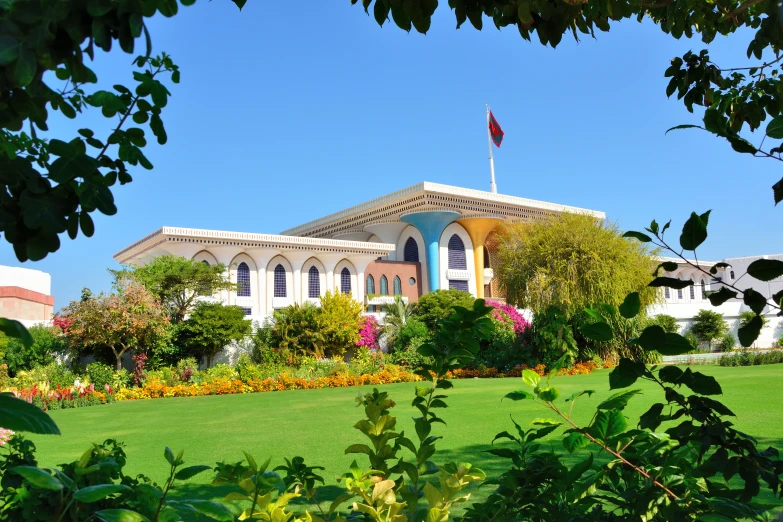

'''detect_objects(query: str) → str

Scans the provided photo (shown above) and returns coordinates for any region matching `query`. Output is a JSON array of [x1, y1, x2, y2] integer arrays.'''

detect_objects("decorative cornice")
[[280, 181, 605, 238], [114, 227, 395, 264]]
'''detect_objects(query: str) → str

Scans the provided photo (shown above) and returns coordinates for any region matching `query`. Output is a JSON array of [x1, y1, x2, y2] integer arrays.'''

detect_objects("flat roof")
[[114, 227, 396, 264], [281, 181, 605, 238]]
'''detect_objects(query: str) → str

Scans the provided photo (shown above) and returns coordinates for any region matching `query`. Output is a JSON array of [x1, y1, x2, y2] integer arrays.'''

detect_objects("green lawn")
[[28, 365, 783, 511]]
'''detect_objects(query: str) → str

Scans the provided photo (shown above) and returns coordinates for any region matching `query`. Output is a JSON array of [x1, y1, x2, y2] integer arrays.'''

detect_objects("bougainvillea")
[[356, 316, 380, 351], [133, 353, 147, 387], [486, 300, 530, 336]]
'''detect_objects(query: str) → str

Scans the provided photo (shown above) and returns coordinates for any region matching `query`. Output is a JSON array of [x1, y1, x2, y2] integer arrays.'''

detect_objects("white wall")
[[438, 222, 476, 296], [0, 265, 51, 295]]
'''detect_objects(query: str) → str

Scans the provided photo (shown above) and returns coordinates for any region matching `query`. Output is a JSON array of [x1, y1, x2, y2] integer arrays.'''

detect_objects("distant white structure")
[[0, 265, 54, 327], [649, 255, 783, 349]]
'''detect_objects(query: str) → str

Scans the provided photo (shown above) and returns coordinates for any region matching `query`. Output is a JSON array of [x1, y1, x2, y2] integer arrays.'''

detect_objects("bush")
[[718, 332, 736, 352], [3, 325, 66, 376], [387, 336, 429, 368], [11, 363, 76, 389], [356, 316, 380, 351], [317, 291, 363, 359], [720, 349, 783, 367], [647, 314, 680, 334], [175, 357, 199, 382], [411, 289, 475, 330], [235, 354, 272, 382], [85, 362, 114, 390], [203, 363, 238, 381], [530, 306, 577, 366], [391, 319, 429, 352], [350, 346, 384, 375]]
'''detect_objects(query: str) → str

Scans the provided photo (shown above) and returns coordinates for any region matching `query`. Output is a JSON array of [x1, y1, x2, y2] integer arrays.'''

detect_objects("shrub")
[[720, 349, 783, 367], [684, 332, 703, 353], [411, 289, 475, 330], [718, 332, 736, 352], [175, 357, 199, 382], [268, 302, 324, 364], [11, 363, 76, 389], [350, 346, 384, 375], [85, 362, 114, 390], [392, 319, 429, 353], [235, 354, 270, 382], [317, 291, 363, 359], [530, 306, 577, 366], [486, 300, 530, 336], [647, 314, 680, 334], [356, 316, 380, 351], [739, 310, 769, 330], [204, 363, 238, 382], [3, 325, 66, 376], [690, 309, 729, 350], [387, 336, 429, 368]]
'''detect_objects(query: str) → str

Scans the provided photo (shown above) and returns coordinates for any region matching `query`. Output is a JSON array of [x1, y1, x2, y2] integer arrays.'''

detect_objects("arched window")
[[730, 270, 735, 280], [448, 234, 468, 292], [380, 275, 389, 295], [403, 237, 419, 262], [393, 276, 402, 295], [366, 275, 375, 295], [677, 288, 683, 300], [665, 288, 671, 299], [701, 279, 707, 299], [273, 264, 286, 298], [237, 262, 251, 297], [199, 260, 211, 296], [341, 267, 351, 295], [308, 266, 320, 298], [689, 280, 695, 300]]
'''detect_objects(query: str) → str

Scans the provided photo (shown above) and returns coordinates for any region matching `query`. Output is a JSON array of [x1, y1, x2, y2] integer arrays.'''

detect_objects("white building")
[[650, 255, 783, 348], [0, 265, 54, 328]]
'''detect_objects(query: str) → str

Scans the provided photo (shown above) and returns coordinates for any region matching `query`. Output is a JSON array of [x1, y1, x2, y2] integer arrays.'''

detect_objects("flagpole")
[[486, 104, 497, 194]]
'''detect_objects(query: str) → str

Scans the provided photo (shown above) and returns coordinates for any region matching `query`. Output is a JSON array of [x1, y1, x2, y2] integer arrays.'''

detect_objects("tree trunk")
[[114, 345, 128, 370], [206, 352, 213, 368]]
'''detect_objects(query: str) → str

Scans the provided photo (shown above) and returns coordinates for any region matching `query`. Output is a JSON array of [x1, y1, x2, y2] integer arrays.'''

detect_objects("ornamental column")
[[457, 217, 504, 299], [400, 211, 461, 293]]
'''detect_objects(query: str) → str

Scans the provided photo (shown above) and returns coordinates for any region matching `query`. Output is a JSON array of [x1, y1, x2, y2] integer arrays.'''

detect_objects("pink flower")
[[486, 301, 530, 336], [357, 316, 380, 351], [0, 428, 14, 446]]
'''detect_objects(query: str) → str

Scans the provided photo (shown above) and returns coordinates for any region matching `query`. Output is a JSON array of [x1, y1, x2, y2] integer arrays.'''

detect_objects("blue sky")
[[1, 2, 780, 307]]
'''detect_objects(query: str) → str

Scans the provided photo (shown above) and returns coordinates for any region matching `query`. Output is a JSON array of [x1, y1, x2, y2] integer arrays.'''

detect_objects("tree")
[[648, 314, 680, 335], [112, 255, 233, 323], [176, 302, 251, 368], [354, 0, 782, 206], [381, 295, 414, 348], [268, 303, 325, 364], [1, 325, 66, 376], [411, 289, 476, 330], [690, 309, 729, 351], [497, 213, 659, 316], [60, 279, 169, 370], [318, 291, 363, 359]]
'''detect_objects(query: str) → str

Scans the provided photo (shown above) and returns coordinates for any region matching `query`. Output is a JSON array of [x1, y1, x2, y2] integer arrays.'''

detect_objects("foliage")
[[111, 255, 234, 323], [10, 382, 111, 411], [85, 362, 114, 390], [720, 349, 783, 367], [497, 213, 659, 317], [350, 346, 385, 375], [648, 314, 680, 334], [390, 318, 429, 353], [10, 362, 77, 389], [267, 302, 324, 364], [387, 335, 429, 368], [411, 289, 476, 330], [175, 302, 251, 368], [60, 279, 169, 370], [356, 316, 380, 351], [739, 310, 769, 332], [318, 290, 363, 359], [718, 332, 737, 353], [381, 295, 414, 348], [690, 309, 729, 350], [486, 300, 530, 336], [530, 306, 577, 367], [2, 325, 66, 376]]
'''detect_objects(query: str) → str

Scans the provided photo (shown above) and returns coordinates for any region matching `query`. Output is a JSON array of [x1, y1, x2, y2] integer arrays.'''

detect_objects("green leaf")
[[0, 393, 59, 434], [345, 444, 372, 456], [658, 365, 683, 383], [537, 386, 559, 402], [164, 447, 176, 466], [738, 315, 763, 347], [173, 500, 233, 521], [688, 371, 722, 395], [648, 277, 693, 290], [583, 308, 604, 322], [596, 390, 642, 411], [231, 0, 247, 9], [743, 289, 767, 314], [609, 358, 645, 389], [727, 135, 757, 154], [639, 403, 665, 431], [95, 509, 150, 522], [658, 333, 695, 356], [710, 262, 731, 275], [589, 410, 627, 441], [665, 124, 703, 134], [746, 259, 783, 282], [80, 212, 95, 238], [0, 318, 33, 348], [635, 325, 665, 351], [157, 0, 178, 17], [680, 211, 710, 251], [708, 286, 738, 306], [622, 231, 652, 242], [654, 261, 679, 276], [579, 322, 613, 342], [13, 46, 36, 86], [619, 292, 641, 319], [87, 0, 112, 16], [567, 453, 593, 485], [0, 36, 19, 66], [11, 466, 63, 491], [562, 431, 590, 453], [521, 369, 540, 387], [766, 116, 783, 139], [503, 390, 533, 401], [73, 484, 131, 503], [174, 465, 211, 481], [565, 390, 595, 402]]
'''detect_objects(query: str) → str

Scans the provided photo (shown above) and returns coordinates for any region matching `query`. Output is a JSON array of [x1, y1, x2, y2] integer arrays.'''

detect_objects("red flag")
[[489, 111, 504, 147]]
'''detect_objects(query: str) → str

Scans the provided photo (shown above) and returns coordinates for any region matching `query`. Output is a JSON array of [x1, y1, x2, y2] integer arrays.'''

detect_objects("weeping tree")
[[496, 212, 660, 362]]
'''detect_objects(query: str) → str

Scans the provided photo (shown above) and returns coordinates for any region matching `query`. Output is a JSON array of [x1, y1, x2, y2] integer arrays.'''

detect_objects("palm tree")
[[381, 295, 413, 348]]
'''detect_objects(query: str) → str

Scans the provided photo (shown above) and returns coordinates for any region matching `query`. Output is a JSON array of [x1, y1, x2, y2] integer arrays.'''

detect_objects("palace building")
[[114, 182, 604, 321]]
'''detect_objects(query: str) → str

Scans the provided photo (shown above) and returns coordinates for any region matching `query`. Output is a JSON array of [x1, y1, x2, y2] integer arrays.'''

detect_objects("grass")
[[28, 365, 783, 512]]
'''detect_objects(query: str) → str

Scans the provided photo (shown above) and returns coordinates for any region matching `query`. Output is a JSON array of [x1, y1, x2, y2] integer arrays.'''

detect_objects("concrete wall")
[[0, 266, 51, 295]]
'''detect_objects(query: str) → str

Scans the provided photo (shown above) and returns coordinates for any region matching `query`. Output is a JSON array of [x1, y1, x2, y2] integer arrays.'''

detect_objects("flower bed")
[[7, 361, 606, 406]]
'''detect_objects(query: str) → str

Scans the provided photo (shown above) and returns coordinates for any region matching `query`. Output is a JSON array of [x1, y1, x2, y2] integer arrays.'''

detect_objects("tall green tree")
[[1, 325, 66, 376], [690, 309, 729, 350], [497, 213, 659, 316], [175, 302, 251, 368], [112, 255, 233, 323]]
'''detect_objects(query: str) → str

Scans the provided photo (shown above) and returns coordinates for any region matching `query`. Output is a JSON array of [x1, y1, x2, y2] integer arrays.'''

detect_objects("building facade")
[[114, 182, 604, 322], [650, 255, 783, 348], [0, 266, 54, 327]]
